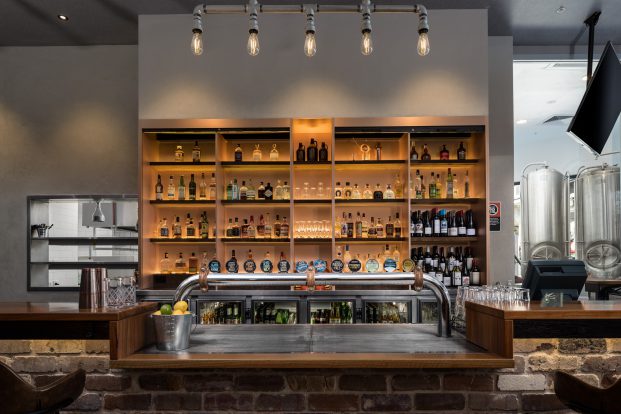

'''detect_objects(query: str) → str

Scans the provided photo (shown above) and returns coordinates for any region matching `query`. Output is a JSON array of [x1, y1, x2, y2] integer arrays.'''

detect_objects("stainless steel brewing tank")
[[520, 166, 567, 274], [575, 165, 621, 278]]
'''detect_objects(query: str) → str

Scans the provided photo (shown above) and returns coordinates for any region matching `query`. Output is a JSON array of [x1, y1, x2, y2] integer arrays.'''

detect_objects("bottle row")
[[334, 212, 403, 239], [335, 177, 404, 200], [225, 214, 290, 239], [410, 141, 468, 161], [411, 246, 481, 287], [157, 212, 212, 239], [225, 179, 290, 201], [412, 169, 470, 199], [410, 209, 477, 238], [156, 173, 216, 201]]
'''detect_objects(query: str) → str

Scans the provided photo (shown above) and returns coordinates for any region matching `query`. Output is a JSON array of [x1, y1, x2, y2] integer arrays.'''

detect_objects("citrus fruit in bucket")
[[172, 309, 184, 315], [152, 310, 162, 315], [160, 304, 173, 315], [173, 301, 188, 312]]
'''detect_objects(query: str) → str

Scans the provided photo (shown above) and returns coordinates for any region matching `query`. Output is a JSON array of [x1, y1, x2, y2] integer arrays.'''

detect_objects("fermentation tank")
[[520, 165, 568, 275], [575, 164, 621, 278]]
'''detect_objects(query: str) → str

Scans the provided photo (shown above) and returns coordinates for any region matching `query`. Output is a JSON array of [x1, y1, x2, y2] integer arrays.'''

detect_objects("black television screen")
[[567, 41, 621, 155], [522, 260, 588, 301]]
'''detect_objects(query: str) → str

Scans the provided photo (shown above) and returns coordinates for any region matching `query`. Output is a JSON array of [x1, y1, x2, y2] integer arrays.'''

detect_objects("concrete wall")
[[0, 45, 138, 301]]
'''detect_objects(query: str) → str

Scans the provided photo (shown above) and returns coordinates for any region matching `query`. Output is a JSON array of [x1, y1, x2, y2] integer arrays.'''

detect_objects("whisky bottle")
[[457, 141, 467, 160], [368, 217, 377, 238], [188, 252, 198, 273], [363, 184, 373, 199], [245, 179, 256, 200], [375, 142, 382, 160], [435, 173, 442, 199], [282, 181, 290, 200], [257, 181, 266, 199], [199, 173, 207, 199], [274, 180, 283, 200], [376, 218, 385, 238], [355, 212, 363, 238], [361, 213, 369, 238], [344, 182, 353, 199], [464, 170, 470, 198], [241, 219, 249, 238], [209, 253, 222, 273], [200, 211, 209, 239], [189, 174, 197, 200], [319, 142, 329, 161], [385, 216, 394, 238], [239, 181, 248, 200], [232, 217, 241, 237], [174, 145, 184, 162], [394, 174, 403, 198], [307, 138, 318, 162], [334, 182, 343, 199], [167, 176, 175, 199], [394, 213, 402, 238], [155, 174, 163, 200], [178, 175, 186, 200], [270, 144, 279, 160], [351, 184, 361, 199], [243, 250, 257, 273], [225, 218, 234, 237], [234, 144, 243, 162], [173, 216, 182, 238], [373, 184, 383, 200], [280, 217, 290, 238], [278, 251, 291, 273], [410, 141, 419, 160], [264, 182, 273, 200], [175, 252, 188, 273], [252, 144, 262, 161], [273, 215, 282, 238], [296, 142, 305, 162], [440, 144, 449, 160], [340, 212, 348, 237], [446, 168, 453, 199], [428, 173, 436, 199], [384, 184, 395, 199], [260, 251, 273, 273], [264, 213, 273, 238], [186, 219, 196, 238], [421, 144, 431, 160], [346, 213, 354, 238], [226, 250, 239, 273], [192, 140, 201, 162], [160, 252, 172, 273], [160, 217, 170, 238], [209, 173, 217, 200], [257, 214, 265, 238], [247, 215, 257, 238]]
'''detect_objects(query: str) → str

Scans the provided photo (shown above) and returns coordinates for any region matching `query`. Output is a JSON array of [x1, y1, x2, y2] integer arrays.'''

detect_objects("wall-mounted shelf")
[[335, 237, 408, 243], [220, 238, 291, 244], [410, 160, 479, 165], [31, 262, 139, 269], [410, 237, 478, 243], [149, 200, 216, 205], [221, 200, 290, 205], [32, 237, 138, 245], [149, 161, 216, 166], [149, 238, 216, 244], [410, 198, 483, 205], [335, 199, 407, 205]]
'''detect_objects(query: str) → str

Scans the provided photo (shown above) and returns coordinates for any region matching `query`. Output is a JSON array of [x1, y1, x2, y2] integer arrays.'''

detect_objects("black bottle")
[[296, 143, 306, 162], [243, 250, 256, 273], [319, 142, 329, 162], [307, 138, 318, 162], [373, 184, 383, 200], [225, 250, 239, 273], [264, 182, 273, 200]]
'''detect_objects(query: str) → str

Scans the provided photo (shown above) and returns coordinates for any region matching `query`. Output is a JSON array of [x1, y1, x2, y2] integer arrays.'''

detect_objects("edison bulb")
[[191, 31, 203, 56], [417, 31, 430, 56], [247, 31, 260, 56], [304, 31, 316, 57], [361, 30, 373, 56]]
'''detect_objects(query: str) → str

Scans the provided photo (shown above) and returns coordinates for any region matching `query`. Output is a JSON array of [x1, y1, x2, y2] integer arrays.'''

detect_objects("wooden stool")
[[0, 362, 85, 414], [554, 371, 621, 414]]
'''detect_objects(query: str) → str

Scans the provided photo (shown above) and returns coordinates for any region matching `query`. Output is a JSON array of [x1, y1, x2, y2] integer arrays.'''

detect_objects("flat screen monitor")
[[522, 260, 588, 301], [567, 41, 621, 155]]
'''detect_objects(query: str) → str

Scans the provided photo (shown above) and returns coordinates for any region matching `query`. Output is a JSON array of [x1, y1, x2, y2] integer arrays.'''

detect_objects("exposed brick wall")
[[1, 338, 620, 413]]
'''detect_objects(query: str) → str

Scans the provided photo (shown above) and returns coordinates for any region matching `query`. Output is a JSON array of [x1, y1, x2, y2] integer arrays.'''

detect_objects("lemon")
[[153, 310, 162, 315], [160, 304, 173, 315], [172, 309, 184, 315], [184, 311, 191, 315], [173, 301, 189, 312]]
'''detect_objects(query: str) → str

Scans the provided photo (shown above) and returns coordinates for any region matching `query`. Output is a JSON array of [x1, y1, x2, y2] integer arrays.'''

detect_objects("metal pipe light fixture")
[[304, 5, 317, 57], [360, 0, 373, 56], [247, 0, 260, 56], [415, 5, 430, 56], [191, 5, 204, 56]]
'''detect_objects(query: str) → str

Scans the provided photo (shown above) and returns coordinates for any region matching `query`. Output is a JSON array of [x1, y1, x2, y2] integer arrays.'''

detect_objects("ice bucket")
[[152, 314, 193, 351]]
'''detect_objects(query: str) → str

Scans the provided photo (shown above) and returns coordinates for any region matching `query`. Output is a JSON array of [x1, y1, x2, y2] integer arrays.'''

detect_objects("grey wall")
[[0, 45, 138, 301], [488, 37, 515, 284]]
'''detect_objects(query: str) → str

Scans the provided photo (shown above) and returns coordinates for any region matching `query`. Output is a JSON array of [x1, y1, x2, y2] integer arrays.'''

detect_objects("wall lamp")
[[190, 2, 430, 58]]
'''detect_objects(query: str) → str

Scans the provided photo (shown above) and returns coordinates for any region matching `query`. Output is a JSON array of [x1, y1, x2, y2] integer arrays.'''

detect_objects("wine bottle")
[[466, 210, 477, 236], [432, 209, 441, 236], [471, 260, 480, 285], [457, 211, 467, 236], [422, 211, 432, 237], [189, 174, 197, 200], [440, 210, 448, 237]]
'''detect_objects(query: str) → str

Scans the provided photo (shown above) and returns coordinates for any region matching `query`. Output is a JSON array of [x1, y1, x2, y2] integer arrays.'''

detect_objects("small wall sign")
[[489, 201, 501, 232]]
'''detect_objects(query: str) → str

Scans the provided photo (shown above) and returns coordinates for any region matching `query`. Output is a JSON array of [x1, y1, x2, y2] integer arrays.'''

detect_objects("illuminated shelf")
[[410, 159, 479, 166], [293, 199, 331, 204], [149, 200, 216, 205], [149, 161, 215, 166], [335, 160, 407, 165], [31, 262, 138, 269], [221, 161, 290, 167], [293, 238, 332, 243], [335, 199, 406, 205], [410, 198, 483, 205], [410, 237, 478, 243], [335, 237, 407, 243], [220, 238, 291, 244], [149, 238, 216, 244], [221, 200, 290, 205]]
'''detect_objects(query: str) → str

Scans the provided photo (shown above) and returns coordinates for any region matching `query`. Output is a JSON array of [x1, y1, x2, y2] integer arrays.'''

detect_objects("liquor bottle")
[[466, 210, 477, 236], [343, 245, 352, 271], [247, 215, 256, 238], [438, 247, 447, 272], [234, 144, 243, 162], [319, 142, 329, 161], [410, 141, 419, 160], [244, 250, 256, 273], [260, 251, 273, 272], [446, 168, 453, 199], [174, 145, 184, 162], [440, 210, 448, 237], [273, 214, 282, 238], [155, 174, 164, 200], [344, 182, 353, 199], [362, 184, 373, 199], [252, 144, 262, 161], [384, 184, 395, 199], [192, 141, 201, 162], [361, 213, 369, 238], [232, 217, 240, 237], [199, 173, 207, 199], [429, 173, 436, 199], [225, 218, 234, 237], [175, 252, 188, 273], [226, 250, 239, 273], [208, 253, 221, 273], [200, 211, 209, 239], [256, 214, 266, 238], [366, 217, 376, 238], [173, 216, 182, 238], [241, 219, 249, 238], [452, 263, 462, 286], [439, 144, 449, 160], [421, 144, 431, 160], [435, 173, 442, 199], [189, 174, 197, 200], [232, 178, 239, 200], [346, 213, 354, 238], [296, 142, 306, 162], [246, 179, 256, 200], [307, 138, 318, 162], [186, 218, 196, 238], [414, 170, 422, 199], [283, 181, 291, 200], [334, 181, 343, 199], [188, 252, 199, 273], [178, 175, 186, 200], [448, 211, 458, 237], [270, 144, 279, 160], [432, 209, 441, 236], [376, 218, 384, 238], [274, 180, 284, 200], [464, 170, 470, 198], [355, 212, 363, 238], [264, 182, 273, 200], [394, 174, 404, 199], [239, 181, 248, 200], [257, 181, 266, 199], [457, 141, 467, 160], [160, 252, 172, 273], [375, 142, 382, 160], [167, 175, 175, 199], [423, 211, 432, 237], [226, 180, 234, 200], [447, 247, 456, 271], [160, 218, 170, 238], [264, 213, 273, 238], [278, 251, 291, 273], [373, 184, 383, 200], [471, 260, 481, 285], [352, 184, 362, 199], [453, 174, 460, 198], [427, 262, 436, 282], [208, 173, 217, 200], [432, 246, 440, 269], [394, 213, 402, 238], [393, 245, 401, 270], [385, 216, 394, 238], [340, 212, 348, 238], [280, 217, 290, 238]]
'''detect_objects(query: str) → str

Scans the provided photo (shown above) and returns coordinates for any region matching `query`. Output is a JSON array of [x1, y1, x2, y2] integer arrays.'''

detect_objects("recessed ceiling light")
[[57, 14, 69, 21], [556, 6, 567, 14], [516, 119, 528, 125]]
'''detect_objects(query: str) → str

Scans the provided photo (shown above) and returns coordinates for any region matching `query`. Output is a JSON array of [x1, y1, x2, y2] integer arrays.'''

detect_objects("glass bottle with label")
[[394, 213, 402, 238], [471, 260, 480, 285], [175, 252, 188, 273], [264, 182, 273, 200], [273, 215, 282, 238], [174, 145, 184, 162], [393, 245, 401, 270], [457, 141, 467, 160], [453, 174, 460, 199], [351, 184, 361, 199], [186, 219, 196, 238], [448, 212, 458, 237], [226, 250, 239, 273], [274, 180, 284, 200], [428, 173, 436, 199], [270, 144, 279, 160], [319, 142, 329, 161], [198, 173, 207, 199], [192, 141, 201, 162], [440, 210, 448, 236], [167, 176, 175, 199], [234, 144, 243, 162], [280, 217, 290, 238], [173, 216, 182, 238], [464, 170, 470, 198], [307, 138, 318, 162], [239, 181, 248, 200], [435, 173, 442, 199], [240, 219, 249, 238], [252, 144, 262, 161], [264, 213, 272, 238], [343, 245, 352, 271], [257, 182, 266, 199], [439, 144, 449, 160], [363, 184, 373, 199], [466, 210, 477, 236], [355, 212, 363, 238], [208, 173, 216, 200], [160, 252, 172, 273], [296, 143, 305, 162], [155, 174, 163, 200], [200, 211, 209, 239], [446, 168, 453, 199], [423, 211, 432, 237], [384, 184, 395, 199], [375, 142, 382, 160], [244, 250, 257, 273], [283, 181, 291, 200], [188, 252, 199, 273], [159, 218, 170, 238], [346, 213, 354, 238], [232, 217, 240, 237], [256, 214, 265, 238], [361, 213, 369, 238], [189, 174, 197, 200], [344, 182, 353, 199], [373, 184, 384, 200], [225, 218, 234, 237], [393, 174, 403, 198], [247, 215, 256, 238], [178, 175, 186, 200], [245, 178, 255, 200], [376, 218, 384, 238], [368, 217, 377, 238], [385, 216, 394, 238], [421, 144, 431, 160], [334, 182, 343, 199], [410, 142, 418, 160]]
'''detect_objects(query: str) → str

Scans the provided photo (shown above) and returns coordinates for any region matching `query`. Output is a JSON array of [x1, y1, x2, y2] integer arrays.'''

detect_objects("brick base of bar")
[[2, 338, 620, 413]]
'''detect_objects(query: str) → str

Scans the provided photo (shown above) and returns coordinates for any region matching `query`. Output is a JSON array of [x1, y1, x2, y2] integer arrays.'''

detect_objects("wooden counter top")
[[465, 300, 621, 320], [0, 302, 157, 321]]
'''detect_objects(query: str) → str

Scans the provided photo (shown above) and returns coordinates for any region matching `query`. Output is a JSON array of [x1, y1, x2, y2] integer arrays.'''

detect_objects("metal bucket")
[[152, 314, 193, 351]]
